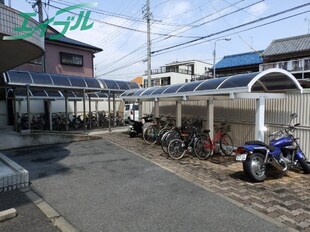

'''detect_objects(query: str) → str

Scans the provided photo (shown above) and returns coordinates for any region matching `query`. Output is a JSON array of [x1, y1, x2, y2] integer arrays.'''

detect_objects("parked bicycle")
[[193, 122, 234, 160], [167, 125, 209, 160], [143, 115, 175, 145]]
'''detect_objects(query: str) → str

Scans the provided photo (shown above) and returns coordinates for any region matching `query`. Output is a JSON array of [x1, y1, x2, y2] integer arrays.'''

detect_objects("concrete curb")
[[0, 208, 17, 223], [104, 137, 298, 232], [0, 153, 29, 191], [21, 187, 79, 232]]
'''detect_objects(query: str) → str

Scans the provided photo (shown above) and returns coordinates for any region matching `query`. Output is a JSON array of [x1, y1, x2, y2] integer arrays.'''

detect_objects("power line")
[[151, 2, 310, 54], [47, 3, 205, 39], [153, 8, 310, 57]]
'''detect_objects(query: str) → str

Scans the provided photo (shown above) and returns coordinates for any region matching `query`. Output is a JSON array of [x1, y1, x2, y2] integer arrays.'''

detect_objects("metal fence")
[[142, 92, 310, 160]]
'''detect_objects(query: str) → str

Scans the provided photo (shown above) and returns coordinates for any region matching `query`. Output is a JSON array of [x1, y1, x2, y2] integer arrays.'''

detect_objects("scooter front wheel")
[[243, 153, 266, 182], [298, 158, 310, 174]]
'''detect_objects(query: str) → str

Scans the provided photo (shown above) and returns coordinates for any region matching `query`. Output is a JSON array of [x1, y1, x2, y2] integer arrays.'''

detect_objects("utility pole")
[[305, 18, 310, 34], [37, 0, 44, 23], [146, 0, 152, 88], [35, 0, 46, 72]]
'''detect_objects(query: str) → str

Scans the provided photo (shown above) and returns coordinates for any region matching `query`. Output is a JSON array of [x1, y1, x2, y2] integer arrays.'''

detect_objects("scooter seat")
[[245, 140, 276, 152]]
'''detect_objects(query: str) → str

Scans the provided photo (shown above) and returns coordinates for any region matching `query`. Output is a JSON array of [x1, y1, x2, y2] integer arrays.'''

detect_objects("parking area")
[[102, 132, 310, 232], [2, 138, 287, 232]]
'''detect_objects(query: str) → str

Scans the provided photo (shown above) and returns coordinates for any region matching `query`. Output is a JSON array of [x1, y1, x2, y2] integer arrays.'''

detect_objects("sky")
[[7, 0, 310, 80]]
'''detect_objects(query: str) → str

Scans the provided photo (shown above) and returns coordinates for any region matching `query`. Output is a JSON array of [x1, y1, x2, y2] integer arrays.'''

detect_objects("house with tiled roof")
[[15, 26, 102, 77], [260, 34, 310, 81], [212, 51, 263, 77]]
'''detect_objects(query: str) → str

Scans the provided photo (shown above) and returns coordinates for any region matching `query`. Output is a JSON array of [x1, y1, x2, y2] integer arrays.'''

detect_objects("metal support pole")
[[48, 101, 52, 130], [108, 94, 111, 132], [65, 90, 68, 131], [26, 85, 31, 129], [138, 101, 143, 119], [208, 99, 214, 140], [213, 41, 216, 78], [89, 96, 92, 130], [83, 89, 86, 133], [146, 0, 152, 87], [74, 101, 77, 116], [95, 101, 98, 119], [12, 88, 17, 131], [154, 100, 159, 118], [132, 102, 136, 121], [176, 100, 182, 127], [17, 100, 21, 115], [113, 93, 116, 127], [255, 96, 265, 141]]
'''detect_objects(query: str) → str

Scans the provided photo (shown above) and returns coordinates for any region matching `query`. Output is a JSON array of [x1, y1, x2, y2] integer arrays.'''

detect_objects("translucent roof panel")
[[255, 72, 298, 91], [195, 77, 228, 91], [84, 78, 102, 89], [141, 87, 160, 96], [120, 89, 138, 97], [50, 74, 71, 87], [99, 79, 119, 90], [177, 81, 204, 93], [67, 76, 87, 88], [127, 82, 140, 89], [31, 90, 48, 97], [150, 86, 170, 95], [31, 72, 53, 85], [115, 81, 130, 90], [72, 91, 84, 98], [163, 83, 186, 94], [46, 90, 63, 98], [9, 89, 63, 99], [97, 92, 109, 98], [7, 71, 32, 84], [218, 73, 257, 89], [13, 89, 31, 98], [133, 89, 147, 96]]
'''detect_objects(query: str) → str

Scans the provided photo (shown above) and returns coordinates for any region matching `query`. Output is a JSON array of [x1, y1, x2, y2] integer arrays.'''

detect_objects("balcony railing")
[[260, 57, 310, 78], [145, 67, 192, 75]]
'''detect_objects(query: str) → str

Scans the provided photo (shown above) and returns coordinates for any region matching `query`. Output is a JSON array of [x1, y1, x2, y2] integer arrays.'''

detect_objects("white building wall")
[[193, 61, 211, 75]]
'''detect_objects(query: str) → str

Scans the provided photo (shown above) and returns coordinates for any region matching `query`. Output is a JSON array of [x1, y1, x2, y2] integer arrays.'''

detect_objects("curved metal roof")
[[4, 70, 140, 92], [7, 89, 111, 101], [120, 69, 303, 101]]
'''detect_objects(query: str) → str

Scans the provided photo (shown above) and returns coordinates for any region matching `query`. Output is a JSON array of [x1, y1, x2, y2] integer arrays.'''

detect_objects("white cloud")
[[248, 2, 268, 16]]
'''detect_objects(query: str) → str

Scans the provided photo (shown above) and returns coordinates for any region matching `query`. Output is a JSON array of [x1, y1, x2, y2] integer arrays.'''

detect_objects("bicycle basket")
[[215, 123, 231, 133]]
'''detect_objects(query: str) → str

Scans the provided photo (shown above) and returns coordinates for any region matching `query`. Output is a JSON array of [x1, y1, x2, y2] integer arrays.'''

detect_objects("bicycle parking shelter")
[[1, 70, 140, 132], [120, 68, 303, 141]]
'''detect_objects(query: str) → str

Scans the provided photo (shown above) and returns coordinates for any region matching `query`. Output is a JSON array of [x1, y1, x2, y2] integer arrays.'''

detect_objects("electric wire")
[[151, 2, 310, 54]]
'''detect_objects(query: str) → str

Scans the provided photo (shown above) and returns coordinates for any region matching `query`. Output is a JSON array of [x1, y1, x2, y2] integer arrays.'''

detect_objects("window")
[[60, 52, 83, 66]]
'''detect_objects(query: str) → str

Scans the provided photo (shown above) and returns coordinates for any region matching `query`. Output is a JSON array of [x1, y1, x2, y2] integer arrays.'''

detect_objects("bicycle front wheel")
[[161, 130, 180, 154], [143, 126, 159, 144], [194, 136, 212, 160], [168, 138, 186, 160], [220, 133, 234, 156], [157, 128, 170, 145]]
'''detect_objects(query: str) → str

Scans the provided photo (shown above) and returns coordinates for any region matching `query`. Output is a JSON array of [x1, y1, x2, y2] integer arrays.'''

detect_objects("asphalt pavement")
[[2, 139, 285, 232], [0, 189, 59, 232]]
